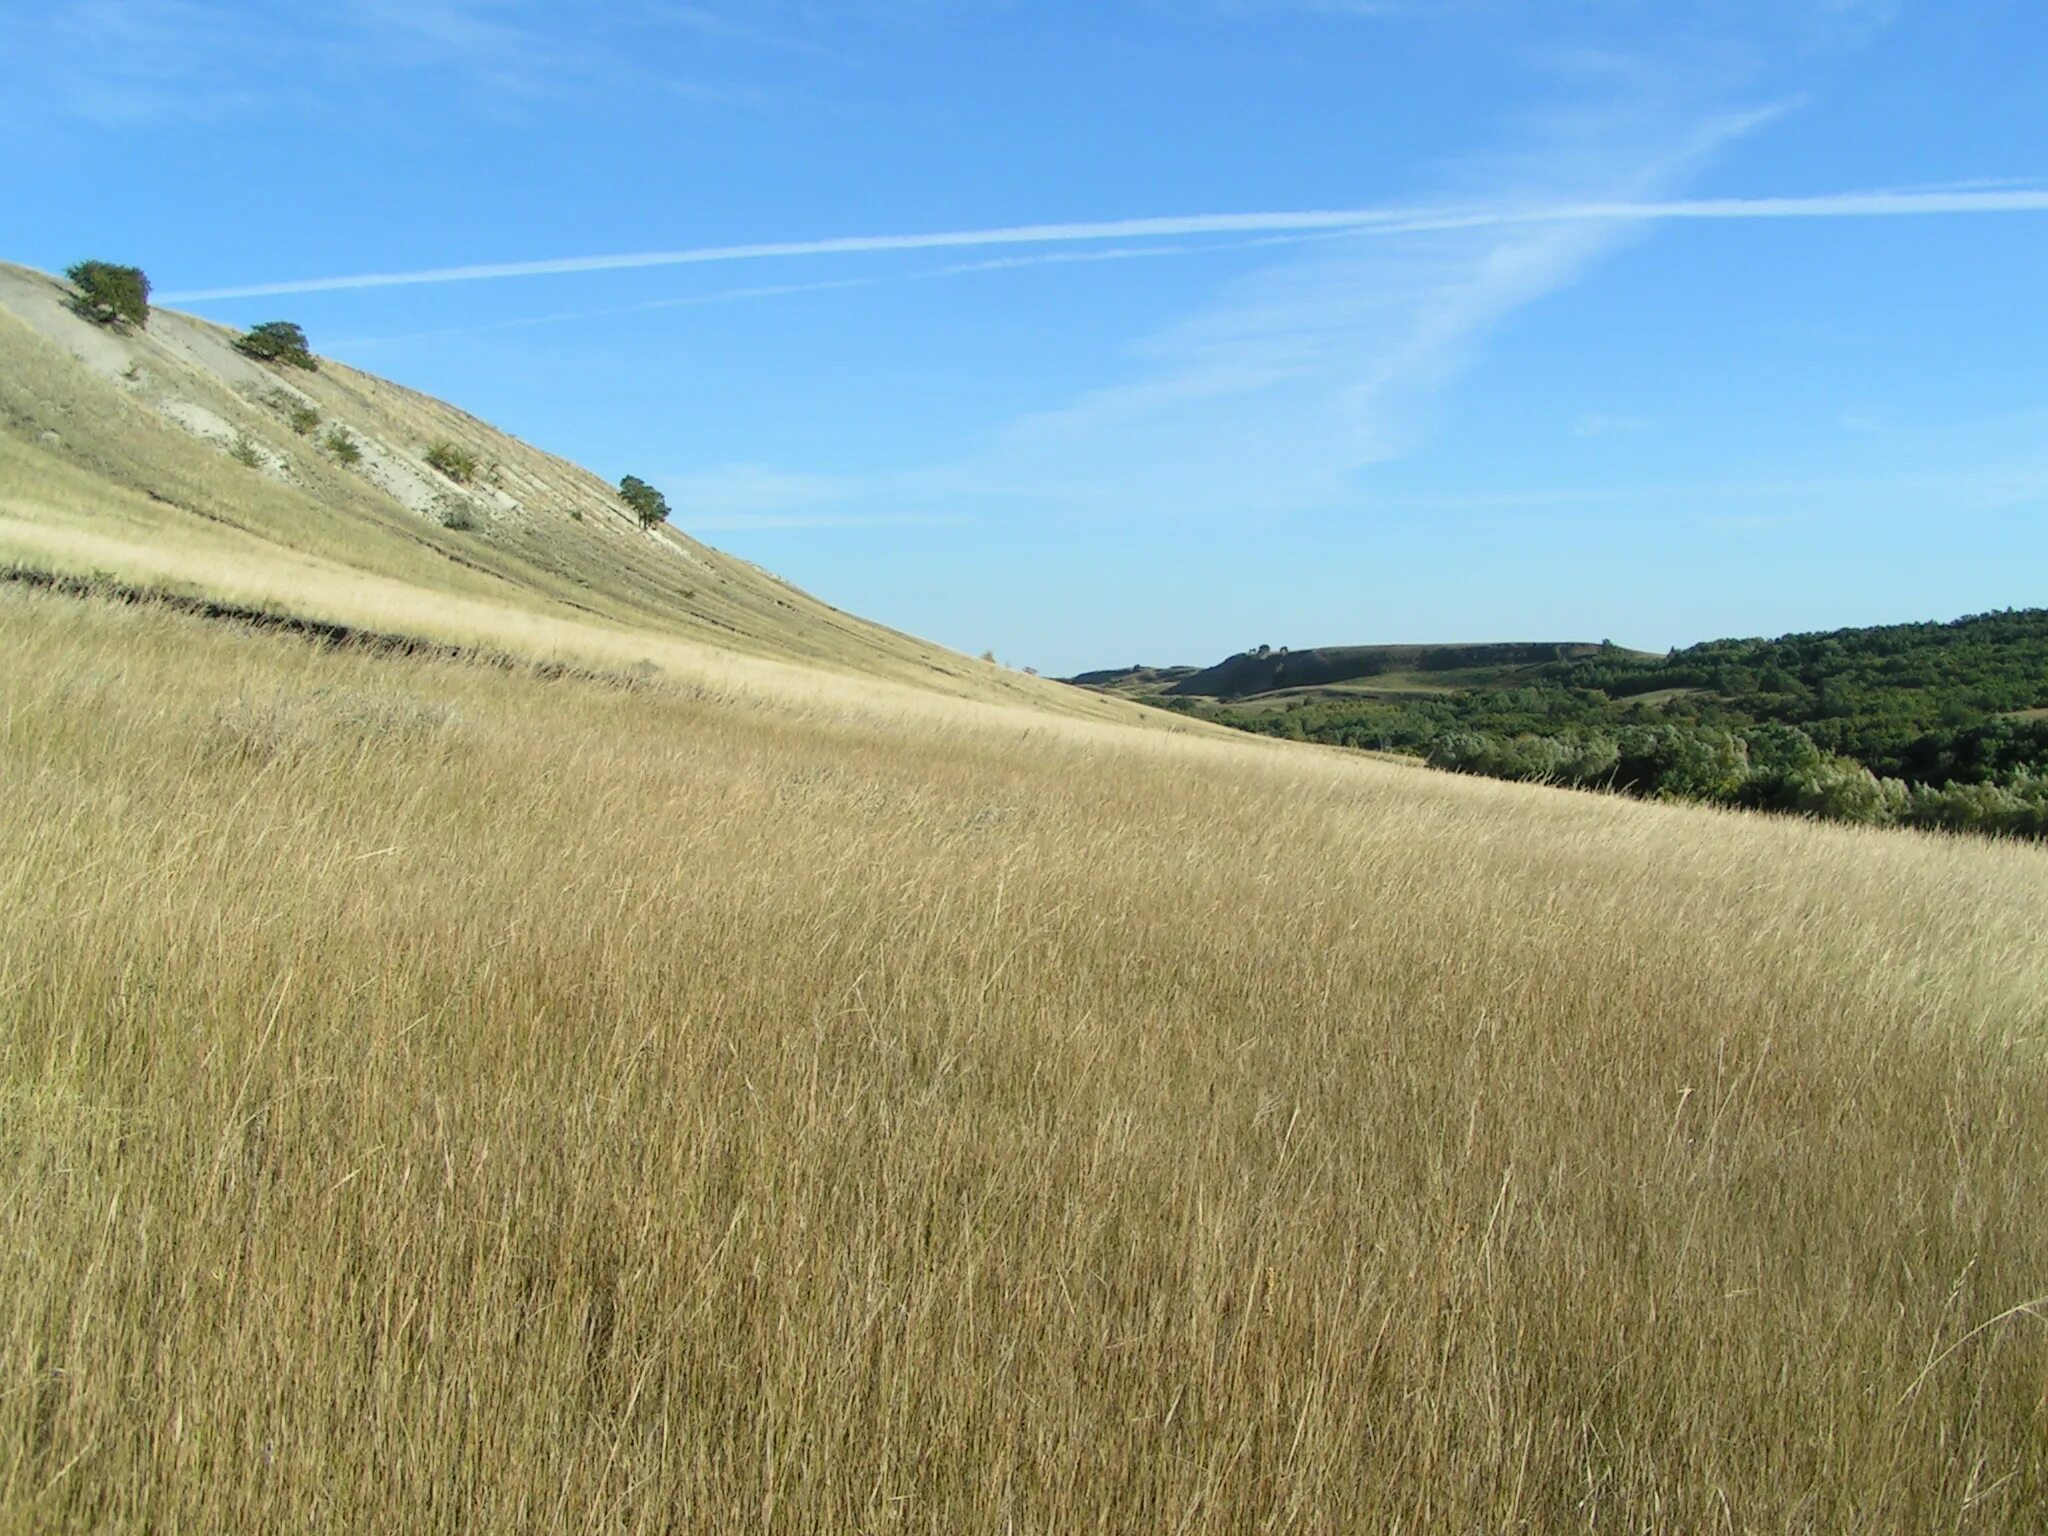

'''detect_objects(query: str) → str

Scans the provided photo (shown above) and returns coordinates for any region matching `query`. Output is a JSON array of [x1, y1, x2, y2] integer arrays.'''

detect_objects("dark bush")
[[267, 390, 320, 435], [424, 441, 480, 484], [235, 320, 317, 370], [67, 261, 149, 327]]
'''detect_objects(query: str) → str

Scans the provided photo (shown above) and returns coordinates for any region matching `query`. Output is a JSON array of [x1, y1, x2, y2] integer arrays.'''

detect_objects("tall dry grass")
[[3, 581, 2045, 1532]]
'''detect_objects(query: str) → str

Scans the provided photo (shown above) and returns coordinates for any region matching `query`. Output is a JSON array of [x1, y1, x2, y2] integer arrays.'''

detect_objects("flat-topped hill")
[[1153, 640, 1648, 700]]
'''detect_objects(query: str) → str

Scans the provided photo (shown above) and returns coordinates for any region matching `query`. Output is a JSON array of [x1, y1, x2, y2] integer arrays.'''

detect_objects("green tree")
[[235, 320, 317, 370], [1789, 758, 1907, 825], [66, 261, 150, 328], [618, 475, 670, 529]]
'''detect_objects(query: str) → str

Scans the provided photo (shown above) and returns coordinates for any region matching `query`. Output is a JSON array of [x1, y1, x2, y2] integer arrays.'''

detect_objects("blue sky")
[[6, 0, 2046, 673]]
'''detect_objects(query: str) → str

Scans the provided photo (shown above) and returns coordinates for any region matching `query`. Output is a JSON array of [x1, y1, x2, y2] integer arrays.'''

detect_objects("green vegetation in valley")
[[1112, 611, 2048, 838]]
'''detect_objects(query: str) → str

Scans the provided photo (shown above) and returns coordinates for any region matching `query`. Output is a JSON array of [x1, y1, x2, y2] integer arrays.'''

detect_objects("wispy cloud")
[[323, 236, 1345, 351], [654, 464, 961, 530], [642, 3, 833, 58], [324, 277, 889, 352], [688, 510, 960, 531], [915, 100, 1792, 517], [669, 98, 1812, 533], [0, 0, 265, 124], [159, 185, 2048, 303], [1, 0, 760, 125], [1575, 412, 1655, 438], [659, 464, 860, 519]]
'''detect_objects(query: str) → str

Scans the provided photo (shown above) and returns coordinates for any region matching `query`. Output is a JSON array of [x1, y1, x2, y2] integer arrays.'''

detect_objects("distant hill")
[[1072, 614, 2048, 838], [1153, 641, 1645, 701], [1064, 663, 1201, 694], [1065, 641, 1657, 710]]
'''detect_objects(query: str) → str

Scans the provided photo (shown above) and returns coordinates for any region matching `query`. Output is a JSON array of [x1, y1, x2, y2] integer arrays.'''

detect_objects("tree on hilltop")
[[619, 475, 670, 529], [235, 320, 318, 370], [66, 261, 150, 328]]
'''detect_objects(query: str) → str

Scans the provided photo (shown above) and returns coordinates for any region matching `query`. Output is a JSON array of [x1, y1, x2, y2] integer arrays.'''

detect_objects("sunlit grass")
[[4, 582, 2045, 1531]]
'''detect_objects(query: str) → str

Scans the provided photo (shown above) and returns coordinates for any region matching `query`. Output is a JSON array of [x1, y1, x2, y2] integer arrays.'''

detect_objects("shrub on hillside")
[[1904, 774, 2048, 838], [1423, 730, 1619, 789], [235, 320, 317, 370], [228, 433, 263, 469], [266, 390, 320, 435], [66, 261, 150, 328], [323, 426, 363, 465], [1614, 726, 1751, 803], [1786, 758, 1908, 825], [618, 474, 670, 529], [424, 441, 480, 484]]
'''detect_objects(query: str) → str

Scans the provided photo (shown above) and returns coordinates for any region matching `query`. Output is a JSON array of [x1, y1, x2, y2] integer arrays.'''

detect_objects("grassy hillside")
[[1084, 612, 2048, 838], [5, 581, 2047, 1530], [0, 260, 1149, 725]]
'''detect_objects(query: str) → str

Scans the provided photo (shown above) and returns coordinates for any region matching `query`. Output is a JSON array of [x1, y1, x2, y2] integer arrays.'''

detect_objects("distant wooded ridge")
[[1073, 611, 2048, 838]]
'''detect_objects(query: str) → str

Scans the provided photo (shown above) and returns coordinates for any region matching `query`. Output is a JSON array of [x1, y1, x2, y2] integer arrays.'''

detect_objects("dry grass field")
[[5, 579, 2046, 1532]]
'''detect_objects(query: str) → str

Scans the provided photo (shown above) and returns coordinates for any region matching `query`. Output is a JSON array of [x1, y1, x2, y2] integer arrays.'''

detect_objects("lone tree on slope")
[[66, 261, 150, 328], [234, 320, 318, 370], [618, 475, 670, 529]]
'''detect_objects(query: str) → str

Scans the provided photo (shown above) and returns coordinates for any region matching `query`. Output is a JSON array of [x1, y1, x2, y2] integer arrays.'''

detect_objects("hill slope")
[[7, 576, 2047, 1530], [0, 260, 1150, 725]]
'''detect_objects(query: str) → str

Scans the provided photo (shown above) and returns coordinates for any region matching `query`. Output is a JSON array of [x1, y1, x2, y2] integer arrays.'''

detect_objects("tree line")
[[1174, 609, 2048, 840]]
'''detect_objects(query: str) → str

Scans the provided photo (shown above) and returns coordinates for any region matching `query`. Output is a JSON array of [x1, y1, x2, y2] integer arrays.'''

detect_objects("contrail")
[[158, 188, 2048, 303], [323, 234, 1344, 350]]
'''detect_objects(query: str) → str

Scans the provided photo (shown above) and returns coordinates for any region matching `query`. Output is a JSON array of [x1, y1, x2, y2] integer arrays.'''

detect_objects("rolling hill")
[[0, 259, 1157, 727]]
